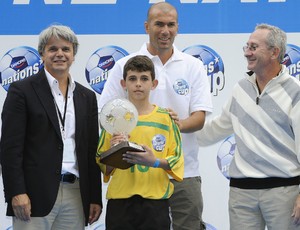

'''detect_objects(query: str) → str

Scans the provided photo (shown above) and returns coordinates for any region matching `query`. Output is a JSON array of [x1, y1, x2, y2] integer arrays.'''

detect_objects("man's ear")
[[144, 21, 149, 34], [271, 46, 280, 60], [152, 79, 158, 90]]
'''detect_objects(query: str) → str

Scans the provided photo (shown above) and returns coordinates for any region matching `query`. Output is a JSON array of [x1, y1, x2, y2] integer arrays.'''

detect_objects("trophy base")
[[100, 141, 145, 169]]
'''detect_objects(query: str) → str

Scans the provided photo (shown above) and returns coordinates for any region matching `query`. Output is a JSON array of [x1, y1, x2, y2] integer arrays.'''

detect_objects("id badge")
[[63, 138, 76, 163]]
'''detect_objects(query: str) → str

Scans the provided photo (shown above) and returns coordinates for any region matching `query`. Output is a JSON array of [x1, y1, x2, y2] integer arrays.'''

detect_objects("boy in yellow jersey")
[[96, 55, 184, 230]]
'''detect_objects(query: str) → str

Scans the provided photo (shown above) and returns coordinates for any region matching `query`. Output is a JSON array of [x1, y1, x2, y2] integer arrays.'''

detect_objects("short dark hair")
[[123, 55, 155, 80]]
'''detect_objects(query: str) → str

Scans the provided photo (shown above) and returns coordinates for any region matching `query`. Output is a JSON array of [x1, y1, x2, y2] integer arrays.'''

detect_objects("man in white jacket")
[[197, 23, 300, 230]]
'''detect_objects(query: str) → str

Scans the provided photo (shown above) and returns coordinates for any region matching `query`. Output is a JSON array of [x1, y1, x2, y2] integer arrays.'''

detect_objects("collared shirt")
[[97, 105, 184, 199], [44, 69, 79, 177], [98, 43, 213, 178]]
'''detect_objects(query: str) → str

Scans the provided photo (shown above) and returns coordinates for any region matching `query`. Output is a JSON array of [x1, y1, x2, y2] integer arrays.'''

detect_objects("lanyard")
[[54, 85, 69, 137]]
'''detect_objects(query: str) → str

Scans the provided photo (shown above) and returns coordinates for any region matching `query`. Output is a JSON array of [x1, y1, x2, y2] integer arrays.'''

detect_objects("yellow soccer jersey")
[[96, 105, 184, 200]]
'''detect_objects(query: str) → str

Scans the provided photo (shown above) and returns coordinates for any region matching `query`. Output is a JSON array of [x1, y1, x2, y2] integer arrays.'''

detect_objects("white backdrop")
[[1, 32, 299, 230]]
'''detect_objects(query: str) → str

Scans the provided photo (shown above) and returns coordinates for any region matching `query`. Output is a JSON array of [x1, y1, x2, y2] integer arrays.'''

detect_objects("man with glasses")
[[197, 23, 300, 229]]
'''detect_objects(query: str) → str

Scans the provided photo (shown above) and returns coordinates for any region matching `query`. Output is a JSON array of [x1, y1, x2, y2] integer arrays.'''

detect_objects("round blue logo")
[[85, 46, 129, 94], [217, 134, 236, 179], [173, 79, 189, 96], [152, 134, 166, 152], [205, 222, 218, 230], [182, 45, 225, 96], [282, 44, 300, 80], [0, 46, 43, 91]]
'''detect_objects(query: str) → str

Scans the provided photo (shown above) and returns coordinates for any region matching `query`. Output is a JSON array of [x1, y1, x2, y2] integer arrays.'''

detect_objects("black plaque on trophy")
[[100, 141, 145, 169]]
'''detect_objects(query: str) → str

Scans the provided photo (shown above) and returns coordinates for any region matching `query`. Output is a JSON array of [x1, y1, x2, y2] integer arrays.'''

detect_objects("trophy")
[[99, 98, 145, 169]]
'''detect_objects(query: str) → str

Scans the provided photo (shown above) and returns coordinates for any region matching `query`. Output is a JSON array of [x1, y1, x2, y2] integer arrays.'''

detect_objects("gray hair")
[[38, 24, 79, 56], [255, 23, 286, 62]]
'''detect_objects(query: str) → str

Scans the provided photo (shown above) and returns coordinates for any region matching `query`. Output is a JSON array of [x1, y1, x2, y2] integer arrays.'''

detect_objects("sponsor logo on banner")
[[0, 46, 43, 91], [217, 134, 236, 179], [85, 46, 128, 94], [182, 45, 225, 96], [282, 44, 300, 80]]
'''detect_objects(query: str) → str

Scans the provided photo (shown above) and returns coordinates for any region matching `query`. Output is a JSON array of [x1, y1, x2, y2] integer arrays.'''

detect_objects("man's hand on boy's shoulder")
[[167, 108, 182, 130]]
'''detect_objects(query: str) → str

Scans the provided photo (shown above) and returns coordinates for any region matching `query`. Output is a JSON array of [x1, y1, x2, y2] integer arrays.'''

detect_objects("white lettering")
[[149, 0, 165, 3], [13, 0, 287, 4], [241, 0, 286, 2], [2, 63, 40, 86], [221, 164, 230, 174], [210, 71, 225, 96], [207, 61, 215, 74], [287, 61, 300, 77], [13, 0, 63, 4], [90, 69, 108, 85], [13, 0, 117, 3], [13, 0, 29, 4], [201, 0, 219, 3], [71, 0, 116, 4], [45, 0, 62, 3], [180, 0, 198, 3]]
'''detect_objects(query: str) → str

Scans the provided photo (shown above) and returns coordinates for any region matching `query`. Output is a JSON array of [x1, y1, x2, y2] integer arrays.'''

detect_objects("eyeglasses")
[[242, 45, 259, 52]]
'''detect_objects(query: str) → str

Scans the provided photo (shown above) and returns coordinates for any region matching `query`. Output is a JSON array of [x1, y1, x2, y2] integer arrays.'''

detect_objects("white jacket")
[[197, 65, 300, 179]]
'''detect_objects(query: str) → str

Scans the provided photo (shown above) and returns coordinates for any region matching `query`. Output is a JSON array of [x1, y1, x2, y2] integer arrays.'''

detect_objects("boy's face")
[[121, 70, 158, 101]]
